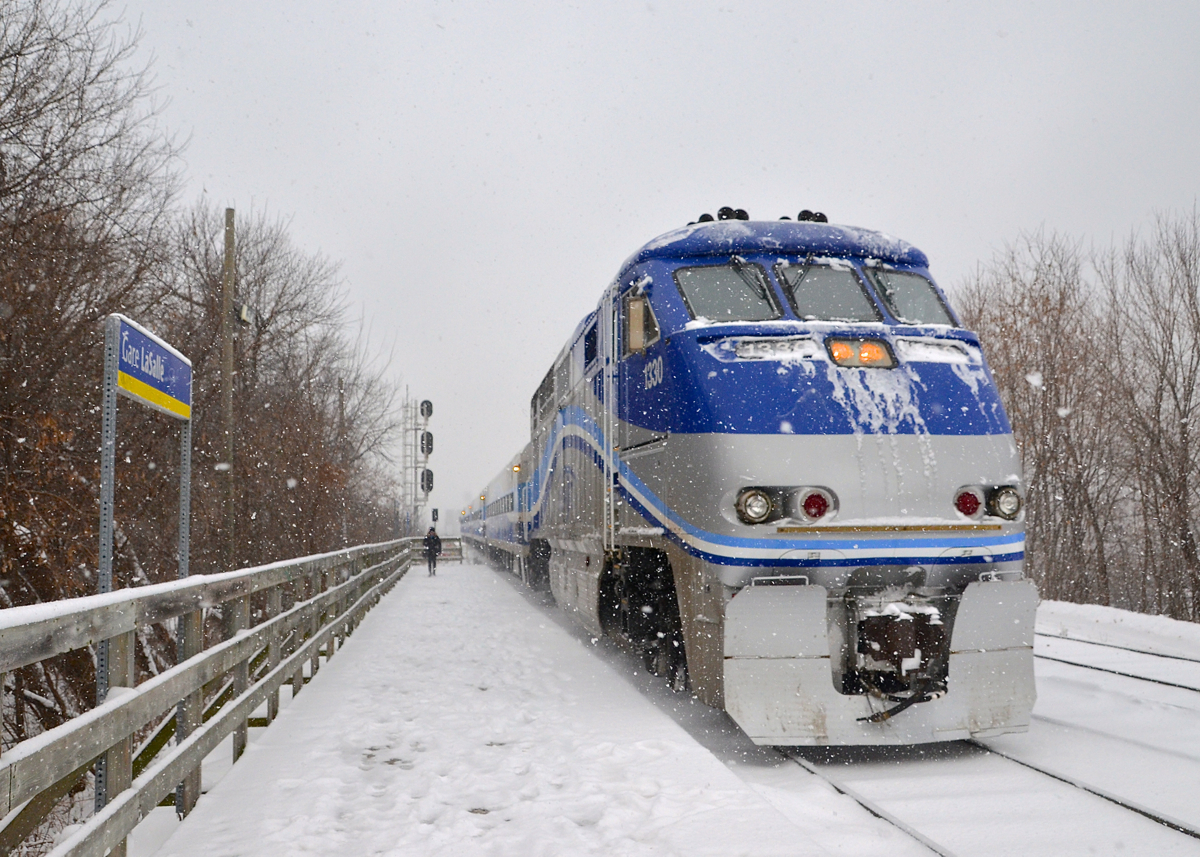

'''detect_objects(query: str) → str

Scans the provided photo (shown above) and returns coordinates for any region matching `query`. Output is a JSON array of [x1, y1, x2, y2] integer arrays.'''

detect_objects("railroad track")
[[782, 738, 1200, 856], [774, 636, 1200, 855], [1029, 711, 1200, 764], [1033, 632, 1200, 692], [1035, 631, 1200, 665], [782, 750, 957, 857]]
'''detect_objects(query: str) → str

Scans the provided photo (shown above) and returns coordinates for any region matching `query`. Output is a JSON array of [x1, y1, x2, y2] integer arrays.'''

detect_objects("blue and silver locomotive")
[[465, 212, 1036, 745]]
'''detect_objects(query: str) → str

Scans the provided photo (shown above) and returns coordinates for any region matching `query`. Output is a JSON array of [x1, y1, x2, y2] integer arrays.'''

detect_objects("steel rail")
[[970, 741, 1200, 841], [1034, 653, 1200, 693], [781, 751, 959, 857], [1035, 631, 1200, 665], [1029, 713, 1200, 765], [789, 739, 1200, 855]]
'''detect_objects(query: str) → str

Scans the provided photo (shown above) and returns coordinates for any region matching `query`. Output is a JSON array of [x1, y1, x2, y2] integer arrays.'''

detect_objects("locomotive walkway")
[[133, 563, 888, 857]]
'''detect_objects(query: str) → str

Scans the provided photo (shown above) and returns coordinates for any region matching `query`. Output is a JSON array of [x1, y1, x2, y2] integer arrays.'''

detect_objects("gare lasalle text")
[[120, 329, 167, 383]]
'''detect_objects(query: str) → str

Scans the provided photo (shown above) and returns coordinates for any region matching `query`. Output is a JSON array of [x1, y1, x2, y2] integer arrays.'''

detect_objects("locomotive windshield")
[[865, 269, 955, 325], [673, 262, 781, 322], [776, 262, 881, 322]]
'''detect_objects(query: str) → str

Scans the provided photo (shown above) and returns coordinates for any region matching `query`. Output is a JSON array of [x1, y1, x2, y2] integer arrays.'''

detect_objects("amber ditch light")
[[827, 338, 896, 368], [830, 341, 855, 364]]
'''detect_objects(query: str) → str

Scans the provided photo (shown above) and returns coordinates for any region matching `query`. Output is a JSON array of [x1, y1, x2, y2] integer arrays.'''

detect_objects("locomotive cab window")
[[623, 292, 660, 356], [672, 259, 781, 322], [865, 269, 956, 326], [776, 262, 881, 322], [583, 322, 598, 366]]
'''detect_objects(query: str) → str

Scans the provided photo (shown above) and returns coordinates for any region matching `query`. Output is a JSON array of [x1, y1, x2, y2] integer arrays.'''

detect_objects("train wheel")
[[644, 640, 671, 677], [668, 652, 689, 693]]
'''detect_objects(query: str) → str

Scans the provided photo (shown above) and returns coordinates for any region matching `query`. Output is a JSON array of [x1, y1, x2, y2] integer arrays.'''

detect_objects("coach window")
[[623, 292, 660, 356], [672, 259, 781, 322], [864, 269, 956, 326], [776, 262, 881, 322]]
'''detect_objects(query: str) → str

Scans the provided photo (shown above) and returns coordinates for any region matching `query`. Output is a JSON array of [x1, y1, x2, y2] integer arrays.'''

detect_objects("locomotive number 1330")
[[643, 356, 664, 390]]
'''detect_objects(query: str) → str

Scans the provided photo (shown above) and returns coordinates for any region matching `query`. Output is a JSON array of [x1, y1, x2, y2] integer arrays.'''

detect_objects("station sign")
[[97, 313, 193, 812], [114, 314, 192, 420]]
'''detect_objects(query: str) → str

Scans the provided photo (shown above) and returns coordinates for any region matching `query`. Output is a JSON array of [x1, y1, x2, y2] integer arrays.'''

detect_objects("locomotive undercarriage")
[[599, 547, 688, 690]]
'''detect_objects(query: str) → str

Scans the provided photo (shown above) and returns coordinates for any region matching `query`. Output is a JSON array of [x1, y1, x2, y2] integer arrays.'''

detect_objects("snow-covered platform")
[[141, 564, 889, 856], [132, 564, 1200, 856]]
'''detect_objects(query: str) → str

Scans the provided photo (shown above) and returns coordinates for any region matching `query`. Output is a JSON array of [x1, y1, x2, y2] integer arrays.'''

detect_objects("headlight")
[[987, 486, 1022, 520], [736, 488, 774, 524]]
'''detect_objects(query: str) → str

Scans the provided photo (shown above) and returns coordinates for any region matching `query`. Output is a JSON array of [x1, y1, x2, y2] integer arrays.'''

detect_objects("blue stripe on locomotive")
[[525, 406, 1024, 568]]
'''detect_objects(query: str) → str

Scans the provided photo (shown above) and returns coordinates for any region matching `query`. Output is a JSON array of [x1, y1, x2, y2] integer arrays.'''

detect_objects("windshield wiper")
[[783, 253, 815, 295], [729, 255, 770, 302]]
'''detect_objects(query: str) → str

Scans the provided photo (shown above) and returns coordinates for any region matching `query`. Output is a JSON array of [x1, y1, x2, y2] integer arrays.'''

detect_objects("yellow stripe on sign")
[[117, 371, 191, 419]]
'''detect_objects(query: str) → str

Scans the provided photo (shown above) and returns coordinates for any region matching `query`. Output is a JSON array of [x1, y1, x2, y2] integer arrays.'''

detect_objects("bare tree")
[[0, 7, 405, 849], [957, 232, 1123, 606], [0, 0, 176, 750], [156, 201, 403, 571], [1100, 209, 1200, 620]]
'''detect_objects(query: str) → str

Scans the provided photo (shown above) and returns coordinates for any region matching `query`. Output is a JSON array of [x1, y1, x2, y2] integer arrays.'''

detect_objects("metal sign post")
[[96, 314, 192, 815]]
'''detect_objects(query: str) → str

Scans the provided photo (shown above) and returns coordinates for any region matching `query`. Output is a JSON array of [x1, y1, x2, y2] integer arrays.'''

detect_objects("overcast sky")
[[115, 1, 1200, 525]]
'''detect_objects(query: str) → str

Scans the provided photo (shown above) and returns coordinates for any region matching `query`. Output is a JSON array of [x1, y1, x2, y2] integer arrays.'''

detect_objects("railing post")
[[223, 595, 249, 762], [309, 568, 322, 678], [325, 563, 337, 658], [175, 610, 203, 816], [339, 554, 357, 646], [266, 586, 282, 722], [291, 573, 308, 697], [99, 629, 134, 856]]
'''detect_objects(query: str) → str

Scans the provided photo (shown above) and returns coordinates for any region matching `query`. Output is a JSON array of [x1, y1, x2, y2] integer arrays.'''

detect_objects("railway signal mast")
[[400, 394, 434, 534]]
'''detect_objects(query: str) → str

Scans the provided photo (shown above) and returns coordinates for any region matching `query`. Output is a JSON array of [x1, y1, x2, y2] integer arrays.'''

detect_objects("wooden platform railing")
[[0, 537, 417, 857], [441, 537, 464, 563]]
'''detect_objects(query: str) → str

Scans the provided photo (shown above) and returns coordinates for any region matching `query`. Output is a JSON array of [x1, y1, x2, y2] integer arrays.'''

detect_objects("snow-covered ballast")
[[479, 212, 1036, 745]]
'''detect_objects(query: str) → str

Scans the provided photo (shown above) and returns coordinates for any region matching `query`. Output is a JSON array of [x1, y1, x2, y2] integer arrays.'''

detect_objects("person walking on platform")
[[423, 527, 442, 576]]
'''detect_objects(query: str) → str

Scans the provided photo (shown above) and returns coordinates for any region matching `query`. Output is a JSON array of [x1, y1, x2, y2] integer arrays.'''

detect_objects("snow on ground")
[[134, 573, 1200, 856], [144, 563, 921, 856], [1037, 598, 1200, 658]]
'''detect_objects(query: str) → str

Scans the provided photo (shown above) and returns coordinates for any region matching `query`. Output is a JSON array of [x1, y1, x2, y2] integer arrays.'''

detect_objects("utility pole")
[[221, 207, 236, 572], [339, 376, 347, 545], [219, 208, 249, 761]]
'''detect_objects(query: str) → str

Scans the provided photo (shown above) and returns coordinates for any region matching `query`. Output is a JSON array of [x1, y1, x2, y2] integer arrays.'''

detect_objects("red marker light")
[[955, 490, 981, 517], [802, 492, 830, 520]]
